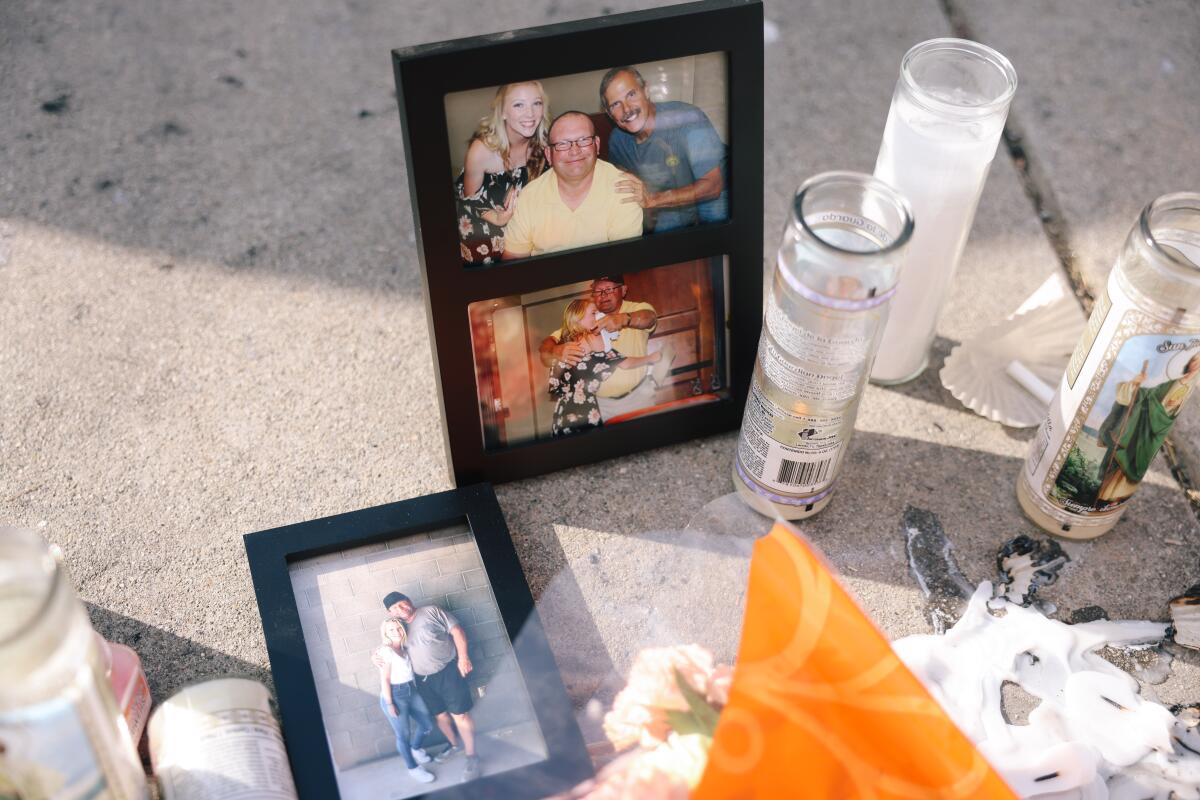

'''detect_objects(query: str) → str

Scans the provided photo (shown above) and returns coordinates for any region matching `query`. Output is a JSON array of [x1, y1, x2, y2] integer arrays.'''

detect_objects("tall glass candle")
[[734, 172, 913, 519], [1019, 193, 1200, 538], [870, 38, 1017, 384]]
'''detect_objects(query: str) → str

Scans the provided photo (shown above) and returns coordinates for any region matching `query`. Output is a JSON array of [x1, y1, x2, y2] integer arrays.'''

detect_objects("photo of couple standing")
[[288, 525, 551, 799], [446, 53, 730, 265], [372, 591, 478, 786]]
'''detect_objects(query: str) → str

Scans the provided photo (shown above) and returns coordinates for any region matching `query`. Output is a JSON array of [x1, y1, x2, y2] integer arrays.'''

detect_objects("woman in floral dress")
[[549, 299, 663, 437], [455, 82, 550, 265]]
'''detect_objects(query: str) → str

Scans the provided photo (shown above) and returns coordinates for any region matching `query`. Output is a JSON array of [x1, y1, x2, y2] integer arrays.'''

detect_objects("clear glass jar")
[[0, 527, 149, 798], [870, 38, 1017, 384], [1019, 193, 1200, 538], [734, 172, 913, 519]]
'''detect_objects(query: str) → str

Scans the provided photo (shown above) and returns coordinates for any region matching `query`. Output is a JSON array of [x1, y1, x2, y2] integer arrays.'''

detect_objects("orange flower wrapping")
[[695, 523, 1017, 800]]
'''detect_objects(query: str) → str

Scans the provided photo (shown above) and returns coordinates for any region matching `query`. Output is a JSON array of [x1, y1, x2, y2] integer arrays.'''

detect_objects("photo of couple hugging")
[[541, 275, 674, 436], [372, 591, 479, 786], [467, 256, 727, 451], [451, 59, 729, 265]]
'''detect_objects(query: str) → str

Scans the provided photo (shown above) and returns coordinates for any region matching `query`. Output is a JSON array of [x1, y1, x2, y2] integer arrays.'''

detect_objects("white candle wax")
[[871, 91, 1006, 383]]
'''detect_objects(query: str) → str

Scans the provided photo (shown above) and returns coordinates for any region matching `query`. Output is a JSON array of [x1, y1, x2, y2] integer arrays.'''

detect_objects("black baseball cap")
[[382, 591, 410, 609]]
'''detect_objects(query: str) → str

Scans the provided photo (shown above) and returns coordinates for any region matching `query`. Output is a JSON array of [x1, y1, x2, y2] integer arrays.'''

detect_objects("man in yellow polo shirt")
[[539, 275, 663, 421], [502, 112, 643, 258]]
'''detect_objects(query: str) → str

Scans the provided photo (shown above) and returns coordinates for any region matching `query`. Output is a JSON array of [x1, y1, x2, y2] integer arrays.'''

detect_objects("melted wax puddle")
[[897, 507, 1200, 798]]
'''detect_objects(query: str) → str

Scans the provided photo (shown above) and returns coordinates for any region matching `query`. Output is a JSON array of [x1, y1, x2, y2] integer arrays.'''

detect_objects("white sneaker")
[[408, 766, 435, 784], [411, 747, 431, 765]]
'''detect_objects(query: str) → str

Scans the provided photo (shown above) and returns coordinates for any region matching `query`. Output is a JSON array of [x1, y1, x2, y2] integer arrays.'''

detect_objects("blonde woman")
[[455, 81, 550, 264], [549, 299, 663, 437], [376, 618, 436, 784]]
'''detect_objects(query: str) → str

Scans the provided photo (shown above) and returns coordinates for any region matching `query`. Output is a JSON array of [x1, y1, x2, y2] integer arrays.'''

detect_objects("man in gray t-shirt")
[[405, 604, 460, 676], [381, 592, 480, 782]]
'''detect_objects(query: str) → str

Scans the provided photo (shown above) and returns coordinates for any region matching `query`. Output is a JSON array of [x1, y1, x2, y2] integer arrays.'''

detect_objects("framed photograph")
[[442, 52, 732, 267], [469, 257, 730, 451], [392, 0, 764, 484], [244, 485, 592, 799]]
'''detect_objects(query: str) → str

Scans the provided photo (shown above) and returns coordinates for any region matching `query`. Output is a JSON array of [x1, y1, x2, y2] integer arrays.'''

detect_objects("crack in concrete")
[[938, 0, 1092, 311], [940, 0, 1200, 522]]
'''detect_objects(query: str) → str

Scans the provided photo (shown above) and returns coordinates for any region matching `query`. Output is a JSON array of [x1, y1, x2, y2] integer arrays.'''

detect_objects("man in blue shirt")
[[600, 66, 729, 233]]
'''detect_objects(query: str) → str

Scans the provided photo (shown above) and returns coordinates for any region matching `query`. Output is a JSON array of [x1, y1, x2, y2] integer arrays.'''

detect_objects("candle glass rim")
[[1139, 191, 1200, 274], [900, 37, 1018, 119], [0, 527, 62, 649], [792, 171, 914, 258]]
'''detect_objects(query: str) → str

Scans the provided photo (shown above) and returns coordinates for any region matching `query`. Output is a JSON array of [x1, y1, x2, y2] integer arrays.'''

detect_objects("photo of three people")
[[445, 53, 730, 265]]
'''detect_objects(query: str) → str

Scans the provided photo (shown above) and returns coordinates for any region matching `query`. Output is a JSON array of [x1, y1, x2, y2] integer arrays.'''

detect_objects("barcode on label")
[[776, 458, 833, 486]]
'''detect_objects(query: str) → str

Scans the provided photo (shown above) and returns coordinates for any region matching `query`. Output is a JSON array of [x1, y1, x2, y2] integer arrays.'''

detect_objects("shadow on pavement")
[[868, 335, 967, 411], [86, 602, 271, 700], [508, 431, 1200, 631]]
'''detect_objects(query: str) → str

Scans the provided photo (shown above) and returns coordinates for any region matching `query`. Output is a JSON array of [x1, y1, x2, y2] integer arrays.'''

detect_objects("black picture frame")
[[244, 484, 592, 800], [392, 0, 764, 485]]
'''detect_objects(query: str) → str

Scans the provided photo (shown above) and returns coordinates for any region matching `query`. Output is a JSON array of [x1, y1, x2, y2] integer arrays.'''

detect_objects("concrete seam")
[[936, 0, 1092, 311]]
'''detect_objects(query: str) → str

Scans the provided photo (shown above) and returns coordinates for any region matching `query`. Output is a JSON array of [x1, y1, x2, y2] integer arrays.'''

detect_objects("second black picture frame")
[[244, 484, 592, 799], [393, 0, 764, 485]]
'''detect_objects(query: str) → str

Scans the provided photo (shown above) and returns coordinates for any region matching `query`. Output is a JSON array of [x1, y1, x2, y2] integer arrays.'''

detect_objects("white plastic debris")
[[940, 273, 1086, 427], [1006, 359, 1056, 405]]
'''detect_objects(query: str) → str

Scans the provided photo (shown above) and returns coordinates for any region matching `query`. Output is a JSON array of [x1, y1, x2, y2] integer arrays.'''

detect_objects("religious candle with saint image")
[[1019, 193, 1200, 538]]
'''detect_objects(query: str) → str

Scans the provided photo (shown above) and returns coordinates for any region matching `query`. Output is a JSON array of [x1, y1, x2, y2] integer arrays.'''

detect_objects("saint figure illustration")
[[1096, 351, 1200, 506]]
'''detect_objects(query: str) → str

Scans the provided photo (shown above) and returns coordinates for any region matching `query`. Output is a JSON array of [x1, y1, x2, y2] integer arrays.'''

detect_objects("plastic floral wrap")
[[603, 645, 719, 749], [694, 522, 1016, 799], [560, 519, 1016, 799]]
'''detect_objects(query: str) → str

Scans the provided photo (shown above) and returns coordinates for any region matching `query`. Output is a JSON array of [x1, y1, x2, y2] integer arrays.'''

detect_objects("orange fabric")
[[694, 523, 1016, 800]]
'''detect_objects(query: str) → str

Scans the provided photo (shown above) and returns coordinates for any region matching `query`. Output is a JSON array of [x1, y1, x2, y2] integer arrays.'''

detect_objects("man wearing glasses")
[[539, 275, 660, 420], [502, 111, 643, 259]]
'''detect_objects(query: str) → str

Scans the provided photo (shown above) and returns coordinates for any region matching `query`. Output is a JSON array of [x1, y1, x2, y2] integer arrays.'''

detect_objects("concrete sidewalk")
[[2, 0, 1198, 767]]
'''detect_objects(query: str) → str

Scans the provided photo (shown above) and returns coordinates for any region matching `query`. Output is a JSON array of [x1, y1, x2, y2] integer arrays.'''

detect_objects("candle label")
[[766, 302, 873, 371], [1025, 274, 1200, 519], [763, 300, 875, 403], [1064, 290, 1111, 389], [759, 340, 863, 402], [0, 677, 143, 800], [736, 382, 845, 495]]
